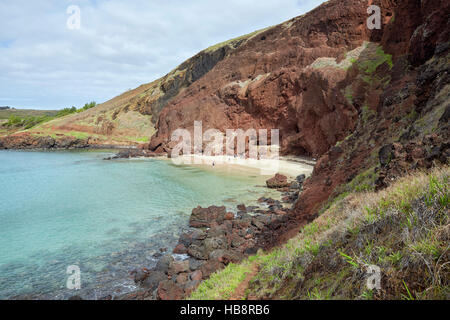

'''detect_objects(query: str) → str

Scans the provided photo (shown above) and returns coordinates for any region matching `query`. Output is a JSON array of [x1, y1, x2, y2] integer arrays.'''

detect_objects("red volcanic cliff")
[[147, 0, 449, 245], [148, 0, 448, 161], [294, 0, 449, 215], [149, 0, 381, 157]]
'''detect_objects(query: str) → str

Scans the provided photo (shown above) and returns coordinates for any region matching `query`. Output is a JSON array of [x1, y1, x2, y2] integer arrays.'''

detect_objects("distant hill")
[[0, 108, 58, 120], [0, 26, 270, 146]]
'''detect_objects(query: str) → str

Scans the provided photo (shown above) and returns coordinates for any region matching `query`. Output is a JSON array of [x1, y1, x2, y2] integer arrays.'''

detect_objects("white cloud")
[[0, 0, 324, 109]]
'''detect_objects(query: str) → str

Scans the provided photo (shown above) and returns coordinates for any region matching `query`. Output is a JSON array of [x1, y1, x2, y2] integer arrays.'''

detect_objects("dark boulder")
[[155, 254, 174, 274], [290, 181, 301, 190], [231, 234, 245, 248], [237, 204, 247, 212], [296, 174, 306, 184], [189, 258, 204, 271], [200, 260, 224, 278], [379, 144, 394, 167], [134, 269, 149, 283], [189, 206, 226, 228], [157, 281, 184, 300], [173, 243, 188, 254], [439, 105, 450, 123], [184, 280, 201, 296], [190, 270, 203, 281], [104, 148, 149, 160], [179, 232, 194, 247], [176, 273, 189, 285], [170, 260, 190, 275], [244, 247, 259, 255], [204, 237, 228, 256], [141, 271, 166, 291], [187, 244, 208, 260], [329, 146, 343, 159], [191, 229, 207, 241]]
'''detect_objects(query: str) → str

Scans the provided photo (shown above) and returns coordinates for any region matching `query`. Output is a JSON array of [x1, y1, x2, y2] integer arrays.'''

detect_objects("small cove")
[[0, 150, 291, 299]]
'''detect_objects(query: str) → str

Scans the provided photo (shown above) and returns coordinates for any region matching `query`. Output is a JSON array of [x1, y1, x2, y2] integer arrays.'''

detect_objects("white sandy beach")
[[163, 154, 315, 179]]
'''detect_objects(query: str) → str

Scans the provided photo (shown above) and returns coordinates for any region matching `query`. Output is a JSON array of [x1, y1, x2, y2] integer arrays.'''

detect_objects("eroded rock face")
[[148, 0, 447, 164], [288, 0, 450, 228], [149, 0, 378, 157], [147, 0, 448, 160]]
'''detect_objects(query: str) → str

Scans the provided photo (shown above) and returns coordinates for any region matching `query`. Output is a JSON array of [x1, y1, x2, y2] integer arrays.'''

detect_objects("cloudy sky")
[[0, 0, 324, 110]]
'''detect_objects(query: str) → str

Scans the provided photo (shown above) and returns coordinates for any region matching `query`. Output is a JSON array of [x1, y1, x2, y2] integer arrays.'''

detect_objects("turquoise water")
[[0, 150, 278, 299]]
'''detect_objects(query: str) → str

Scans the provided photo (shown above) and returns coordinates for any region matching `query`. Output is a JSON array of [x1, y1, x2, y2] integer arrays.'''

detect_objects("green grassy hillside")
[[190, 167, 449, 300]]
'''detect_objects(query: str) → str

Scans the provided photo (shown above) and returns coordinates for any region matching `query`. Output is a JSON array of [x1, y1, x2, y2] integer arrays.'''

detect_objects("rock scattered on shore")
[[103, 148, 155, 160], [126, 175, 302, 300]]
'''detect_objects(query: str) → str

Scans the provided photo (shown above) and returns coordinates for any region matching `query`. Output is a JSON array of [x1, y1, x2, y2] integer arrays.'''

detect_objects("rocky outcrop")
[[103, 148, 160, 160], [266, 174, 290, 189], [0, 132, 89, 150], [127, 182, 301, 300], [374, 136, 450, 191], [141, 44, 249, 121], [189, 206, 228, 228]]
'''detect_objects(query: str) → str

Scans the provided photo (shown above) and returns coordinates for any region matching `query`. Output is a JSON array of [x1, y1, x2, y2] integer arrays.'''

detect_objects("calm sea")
[[0, 150, 279, 299]]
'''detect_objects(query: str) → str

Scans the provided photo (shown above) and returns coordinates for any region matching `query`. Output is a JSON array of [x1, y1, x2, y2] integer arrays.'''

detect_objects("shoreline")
[[0, 144, 139, 151], [1, 143, 316, 181], [158, 154, 315, 180], [122, 157, 312, 300], [1, 149, 314, 300], [0, 130, 145, 151]]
